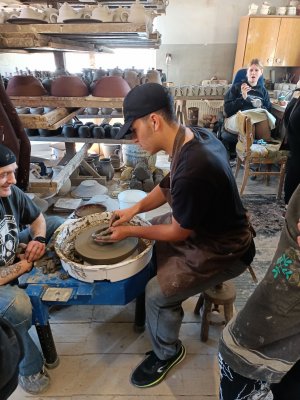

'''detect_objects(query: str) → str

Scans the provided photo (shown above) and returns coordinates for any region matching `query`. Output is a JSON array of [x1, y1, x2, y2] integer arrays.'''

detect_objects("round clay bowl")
[[6, 76, 48, 97], [91, 76, 131, 98], [51, 76, 89, 97], [74, 203, 107, 218]]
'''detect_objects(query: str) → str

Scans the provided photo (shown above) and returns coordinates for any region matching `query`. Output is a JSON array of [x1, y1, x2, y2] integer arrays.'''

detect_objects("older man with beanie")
[[95, 83, 256, 388], [0, 143, 63, 395]]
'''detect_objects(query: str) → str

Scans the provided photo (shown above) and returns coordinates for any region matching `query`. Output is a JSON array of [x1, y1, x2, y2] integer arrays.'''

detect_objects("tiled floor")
[[9, 146, 281, 399]]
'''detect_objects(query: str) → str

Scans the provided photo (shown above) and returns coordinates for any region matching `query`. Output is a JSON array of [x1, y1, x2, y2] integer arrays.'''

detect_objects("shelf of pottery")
[[171, 80, 229, 126], [0, 0, 167, 51]]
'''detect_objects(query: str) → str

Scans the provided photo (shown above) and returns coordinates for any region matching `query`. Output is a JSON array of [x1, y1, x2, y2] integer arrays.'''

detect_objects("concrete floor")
[[9, 146, 281, 399]]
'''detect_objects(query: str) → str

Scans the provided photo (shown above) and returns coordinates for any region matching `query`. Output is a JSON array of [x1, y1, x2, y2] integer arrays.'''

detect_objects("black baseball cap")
[[115, 83, 171, 139]]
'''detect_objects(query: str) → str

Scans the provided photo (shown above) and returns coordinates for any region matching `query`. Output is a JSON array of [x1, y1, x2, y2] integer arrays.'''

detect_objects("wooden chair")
[[235, 111, 288, 199]]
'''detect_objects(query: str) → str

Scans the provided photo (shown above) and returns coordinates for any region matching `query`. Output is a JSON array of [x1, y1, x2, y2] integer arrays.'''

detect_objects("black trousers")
[[219, 353, 300, 400]]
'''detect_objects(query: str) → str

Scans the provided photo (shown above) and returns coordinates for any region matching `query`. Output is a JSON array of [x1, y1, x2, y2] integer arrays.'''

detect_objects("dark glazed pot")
[[51, 76, 89, 97], [97, 158, 114, 180], [92, 126, 105, 139], [62, 124, 76, 138], [91, 76, 131, 98], [78, 125, 92, 138], [6, 76, 48, 97]]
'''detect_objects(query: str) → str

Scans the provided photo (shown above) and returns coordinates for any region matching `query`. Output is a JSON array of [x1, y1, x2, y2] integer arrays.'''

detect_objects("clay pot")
[[78, 125, 92, 138], [92, 126, 105, 139], [97, 158, 114, 181], [6, 75, 48, 96], [62, 124, 77, 138], [91, 76, 131, 98], [51, 76, 89, 97]]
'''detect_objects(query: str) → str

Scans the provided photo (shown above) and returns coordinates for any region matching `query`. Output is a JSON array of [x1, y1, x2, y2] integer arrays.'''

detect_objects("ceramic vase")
[[97, 158, 114, 180]]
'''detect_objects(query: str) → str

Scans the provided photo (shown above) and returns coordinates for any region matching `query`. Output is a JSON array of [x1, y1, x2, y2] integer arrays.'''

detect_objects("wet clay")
[[75, 224, 138, 265]]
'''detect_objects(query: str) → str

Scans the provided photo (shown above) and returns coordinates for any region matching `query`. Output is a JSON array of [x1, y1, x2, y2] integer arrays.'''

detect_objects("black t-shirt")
[[0, 186, 40, 266], [171, 129, 247, 236]]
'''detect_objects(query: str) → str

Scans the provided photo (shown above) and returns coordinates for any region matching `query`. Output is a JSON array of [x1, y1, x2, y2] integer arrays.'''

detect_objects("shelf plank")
[[11, 96, 124, 108], [29, 136, 133, 144]]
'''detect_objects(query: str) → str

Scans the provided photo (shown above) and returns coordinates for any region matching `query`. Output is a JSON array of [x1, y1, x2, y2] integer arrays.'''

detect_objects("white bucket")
[[118, 189, 147, 219]]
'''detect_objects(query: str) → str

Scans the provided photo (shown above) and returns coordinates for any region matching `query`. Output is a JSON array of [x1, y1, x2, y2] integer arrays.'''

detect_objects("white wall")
[[155, 0, 286, 84]]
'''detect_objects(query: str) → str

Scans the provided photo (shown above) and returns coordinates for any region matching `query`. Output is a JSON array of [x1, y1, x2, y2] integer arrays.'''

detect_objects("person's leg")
[[146, 259, 247, 360], [0, 285, 43, 376], [131, 259, 247, 387], [19, 215, 65, 244], [270, 359, 300, 400], [219, 353, 271, 400], [0, 285, 50, 394]]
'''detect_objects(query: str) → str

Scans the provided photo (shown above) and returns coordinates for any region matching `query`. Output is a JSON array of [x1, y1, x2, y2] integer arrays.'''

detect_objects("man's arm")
[[24, 213, 46, 262], [0, 258, 33, 286]]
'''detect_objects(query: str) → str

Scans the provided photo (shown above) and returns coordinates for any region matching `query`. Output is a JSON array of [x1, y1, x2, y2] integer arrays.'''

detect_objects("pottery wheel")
[[75, 224, 138, 265]]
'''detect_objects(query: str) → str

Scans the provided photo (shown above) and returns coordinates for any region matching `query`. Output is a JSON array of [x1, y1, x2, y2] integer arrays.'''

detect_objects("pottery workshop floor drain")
[[75, 224, 138, 265]]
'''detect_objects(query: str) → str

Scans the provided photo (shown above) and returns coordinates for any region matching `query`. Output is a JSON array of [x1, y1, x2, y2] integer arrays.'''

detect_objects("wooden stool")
[[194, 281, 236, 342]]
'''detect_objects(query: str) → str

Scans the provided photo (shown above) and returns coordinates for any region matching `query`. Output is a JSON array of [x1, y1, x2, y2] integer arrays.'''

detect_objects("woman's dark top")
[[224, 79, 272, 117]]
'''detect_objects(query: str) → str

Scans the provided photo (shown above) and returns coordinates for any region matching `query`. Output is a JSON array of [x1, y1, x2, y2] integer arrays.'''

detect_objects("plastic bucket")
[[118, 189, 147, 219]]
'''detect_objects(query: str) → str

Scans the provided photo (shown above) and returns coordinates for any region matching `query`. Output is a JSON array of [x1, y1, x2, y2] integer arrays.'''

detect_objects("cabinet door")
[[244, 18, 281, 67], [274, 18, 300, 66]]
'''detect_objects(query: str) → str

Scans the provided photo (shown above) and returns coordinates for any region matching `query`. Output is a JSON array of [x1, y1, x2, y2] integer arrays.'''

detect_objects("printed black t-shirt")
[[170, 129, 247, 235], [0, 186, 40, 266]]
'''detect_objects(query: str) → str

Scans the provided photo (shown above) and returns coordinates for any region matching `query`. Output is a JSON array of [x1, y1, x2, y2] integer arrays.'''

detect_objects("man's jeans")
[[0, 285, 43, 376], [145, 259, 247, 360], [0, 215, 65, 376], [19, 216, 65, 244]]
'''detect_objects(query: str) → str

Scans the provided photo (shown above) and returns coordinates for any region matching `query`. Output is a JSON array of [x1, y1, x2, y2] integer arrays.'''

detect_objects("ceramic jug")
[[128, 0, 146, 23], [91, 5, 113, 22], [41, 5, 58, 23], [260, 2, 271, 14], [248, 3, 259, 14], [18, 6, 46, 21], [113, 6, 129, 22], [124, 68, 140, 88], [145, 68, 162, 84], [57, 3, 81, 23], [97, 158, 114, 181]]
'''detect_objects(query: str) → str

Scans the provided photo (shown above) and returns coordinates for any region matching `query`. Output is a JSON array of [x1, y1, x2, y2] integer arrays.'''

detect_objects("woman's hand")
[[241, 83, 252, 100]]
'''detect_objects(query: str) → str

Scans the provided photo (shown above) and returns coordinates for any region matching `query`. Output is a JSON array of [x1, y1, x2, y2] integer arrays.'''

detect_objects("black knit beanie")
[[0, 144, 16, 167]]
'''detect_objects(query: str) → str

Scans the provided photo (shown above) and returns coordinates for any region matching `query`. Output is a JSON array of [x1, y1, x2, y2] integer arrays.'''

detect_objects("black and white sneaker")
[[131, 344, 186, 388]]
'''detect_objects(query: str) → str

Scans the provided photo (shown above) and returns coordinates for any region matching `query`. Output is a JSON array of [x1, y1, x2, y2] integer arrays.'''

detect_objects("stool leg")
[[35, 323, 59, 368], [194, 293, 204, 314], [201, 299, 212, 342], [134, 293, 145, 333], [224, 304, 234, 324]]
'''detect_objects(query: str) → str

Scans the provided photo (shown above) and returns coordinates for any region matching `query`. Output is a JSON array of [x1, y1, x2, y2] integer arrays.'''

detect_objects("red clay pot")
[[91, 76, 131, 98], [51, 76, 89, 97], [6, 76, 48, 96]]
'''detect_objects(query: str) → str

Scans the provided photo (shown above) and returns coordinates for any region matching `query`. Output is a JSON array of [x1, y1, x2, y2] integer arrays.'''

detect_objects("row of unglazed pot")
[[6, 71, 163, 97]]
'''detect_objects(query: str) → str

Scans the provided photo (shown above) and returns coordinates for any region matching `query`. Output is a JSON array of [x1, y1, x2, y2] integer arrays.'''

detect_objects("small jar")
[[97, 158, 114, 181]]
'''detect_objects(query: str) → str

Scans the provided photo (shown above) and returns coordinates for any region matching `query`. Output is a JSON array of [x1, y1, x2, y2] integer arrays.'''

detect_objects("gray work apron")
[[153, 125, 252, 297]]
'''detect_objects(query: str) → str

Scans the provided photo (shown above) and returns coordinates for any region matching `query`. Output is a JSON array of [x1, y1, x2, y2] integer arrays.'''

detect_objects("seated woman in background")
[[222, 59, 274, 156]]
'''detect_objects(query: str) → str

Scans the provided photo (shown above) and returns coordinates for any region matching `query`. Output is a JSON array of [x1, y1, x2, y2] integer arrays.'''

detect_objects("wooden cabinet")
[[234, 16, 300, 74]]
